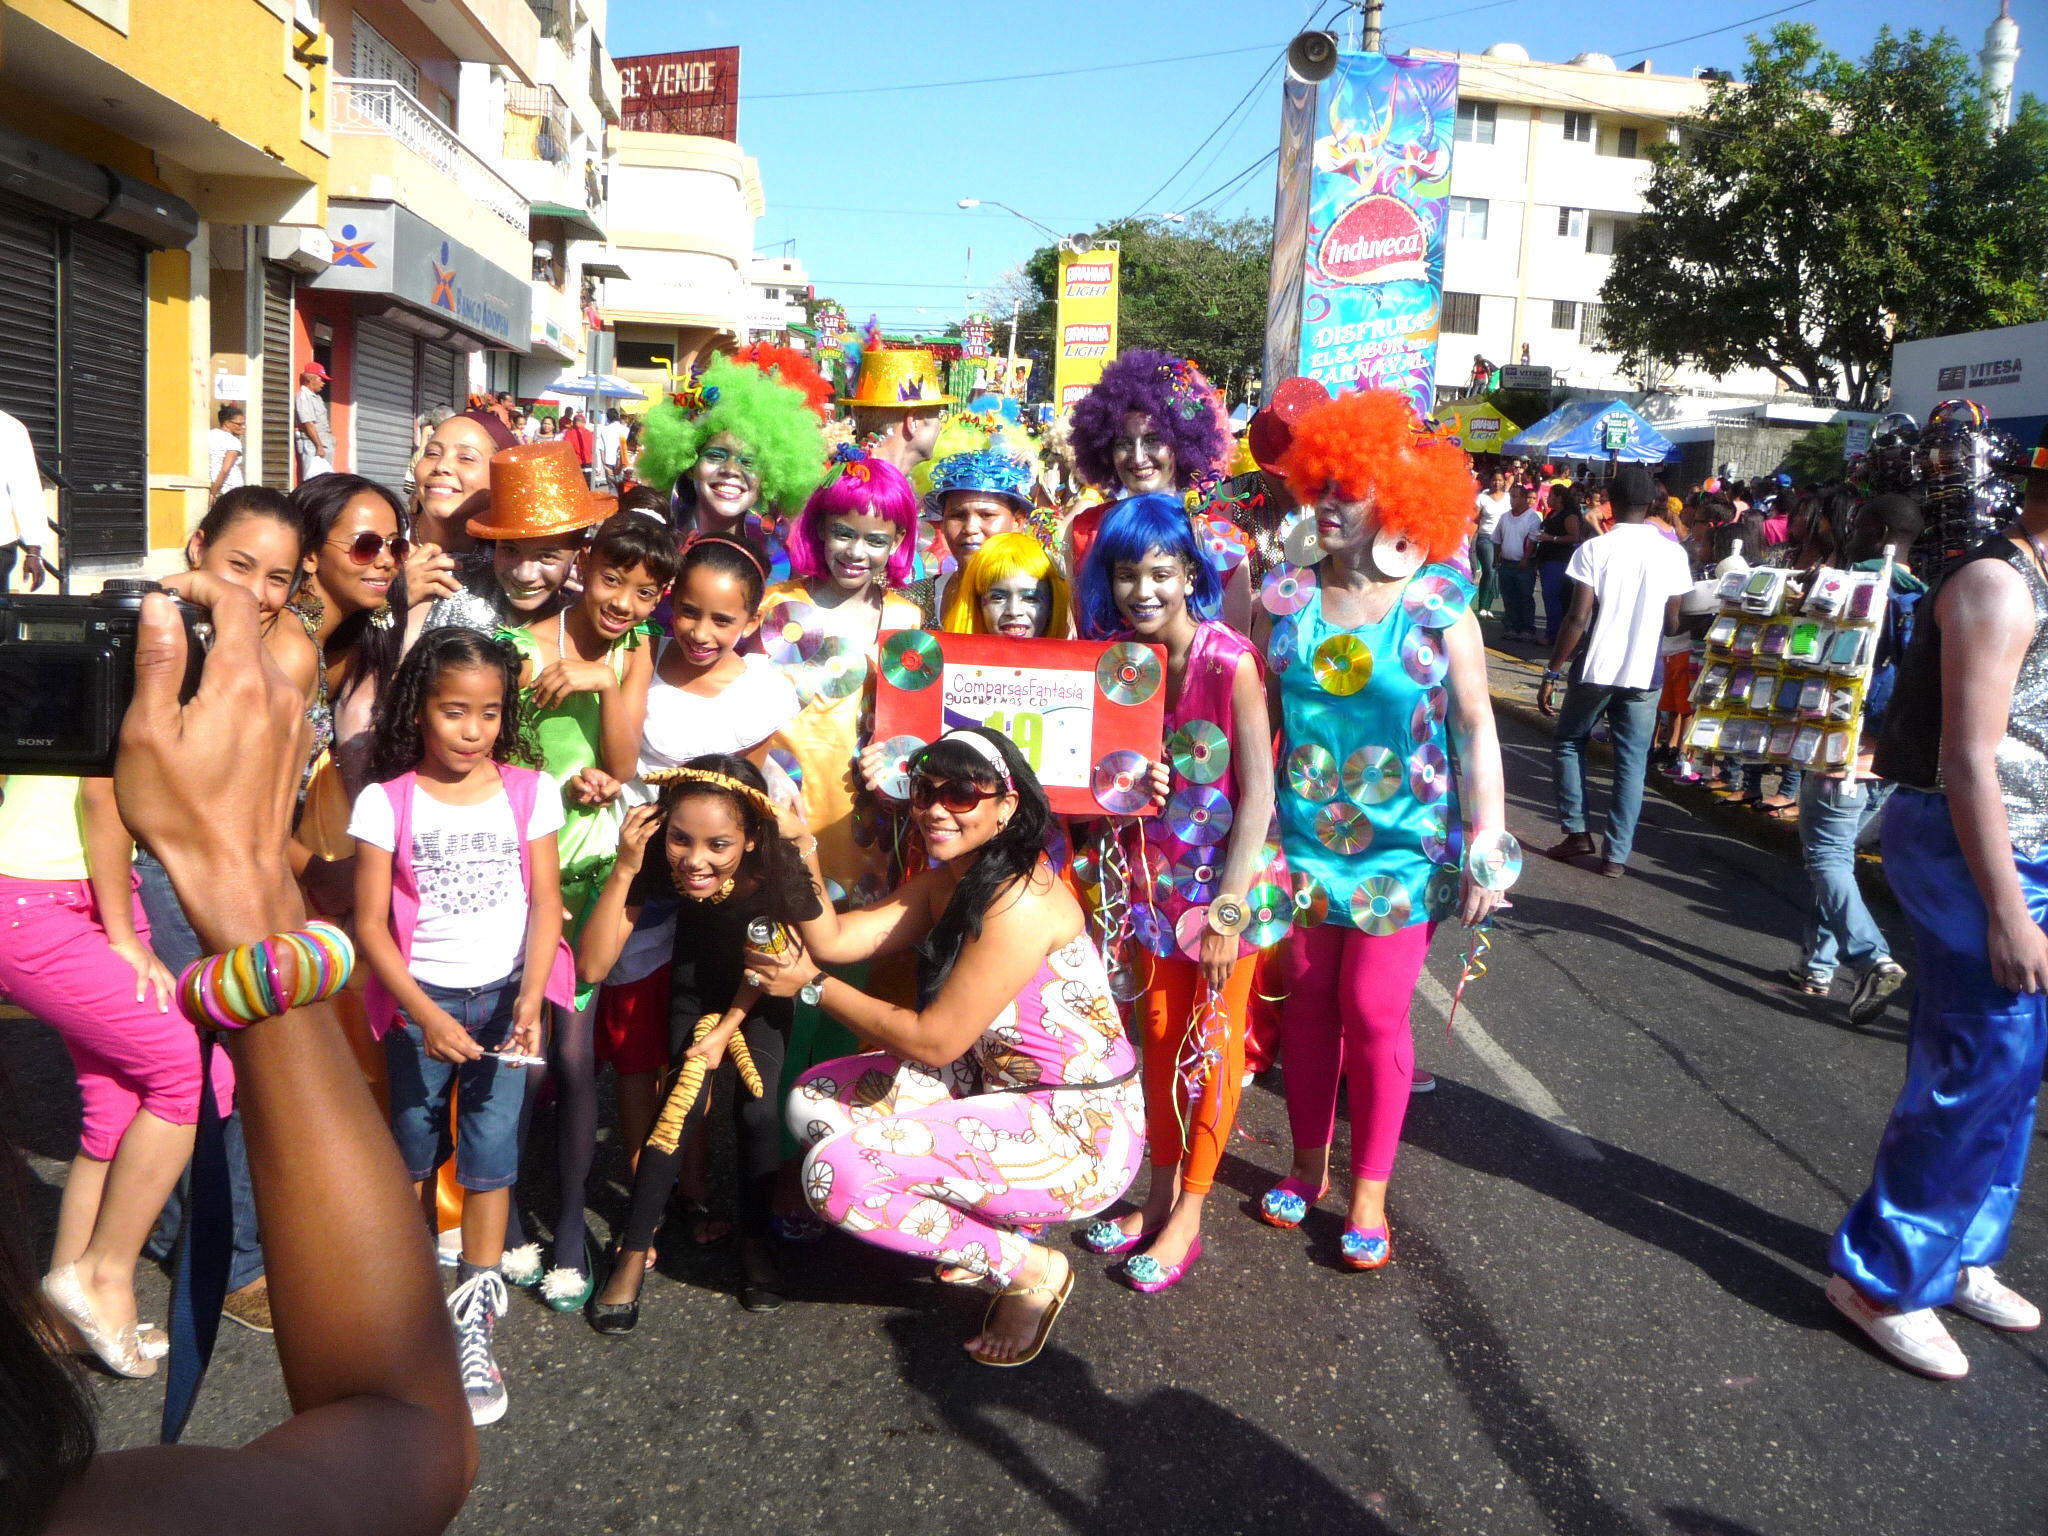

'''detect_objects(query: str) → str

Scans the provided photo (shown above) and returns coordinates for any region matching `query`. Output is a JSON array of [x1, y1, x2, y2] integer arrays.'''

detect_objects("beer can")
[[747, 917, 791, 957]]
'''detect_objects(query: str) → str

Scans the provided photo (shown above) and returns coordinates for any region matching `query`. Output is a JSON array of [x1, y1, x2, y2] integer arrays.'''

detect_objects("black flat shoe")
[[739, 1280, 785, 1312], [587, 1295, 639, 1334]]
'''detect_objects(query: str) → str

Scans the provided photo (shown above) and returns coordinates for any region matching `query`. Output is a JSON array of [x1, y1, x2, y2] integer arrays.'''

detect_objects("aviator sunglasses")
[[327, 530, 411, 566]]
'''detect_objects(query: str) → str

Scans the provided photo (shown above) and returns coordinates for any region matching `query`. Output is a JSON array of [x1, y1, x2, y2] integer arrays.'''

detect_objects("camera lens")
[[100, 579, 163, 597]]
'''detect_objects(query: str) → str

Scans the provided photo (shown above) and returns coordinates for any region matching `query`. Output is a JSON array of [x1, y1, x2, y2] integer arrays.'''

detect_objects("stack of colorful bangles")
[[176, 920, 356, 1031]]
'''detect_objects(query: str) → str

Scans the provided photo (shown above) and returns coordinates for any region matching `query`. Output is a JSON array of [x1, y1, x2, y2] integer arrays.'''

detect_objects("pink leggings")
[[1279, 920, 1433, 1181], [0, 876, 227, 1160]]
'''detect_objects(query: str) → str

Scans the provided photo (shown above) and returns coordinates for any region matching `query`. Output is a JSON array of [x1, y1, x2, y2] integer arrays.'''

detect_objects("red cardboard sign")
[[871, 632, 1166, 818]]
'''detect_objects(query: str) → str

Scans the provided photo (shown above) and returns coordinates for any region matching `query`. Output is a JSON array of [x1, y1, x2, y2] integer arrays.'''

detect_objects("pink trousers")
[[1279, 921, 1433, 1181], [0, 875, 228, 1160]]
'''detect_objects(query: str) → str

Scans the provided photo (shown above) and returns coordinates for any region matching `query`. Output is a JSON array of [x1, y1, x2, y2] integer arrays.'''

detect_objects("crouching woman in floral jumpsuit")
[[745, 725, 1145, 1366]]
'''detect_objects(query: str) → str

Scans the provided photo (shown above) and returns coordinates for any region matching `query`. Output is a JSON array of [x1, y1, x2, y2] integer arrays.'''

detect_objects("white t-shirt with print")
[[348, 780, 566, 987], [1564, 523, 1695, 691]]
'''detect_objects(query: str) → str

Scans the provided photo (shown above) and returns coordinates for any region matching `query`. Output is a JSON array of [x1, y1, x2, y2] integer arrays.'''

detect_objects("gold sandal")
[[969, 1250, 1074, 1368]]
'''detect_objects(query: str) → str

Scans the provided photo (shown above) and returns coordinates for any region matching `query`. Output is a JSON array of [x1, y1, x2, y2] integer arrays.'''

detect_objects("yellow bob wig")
[[940, 532, 1070, 638], [1278, 389, 1479, 564]]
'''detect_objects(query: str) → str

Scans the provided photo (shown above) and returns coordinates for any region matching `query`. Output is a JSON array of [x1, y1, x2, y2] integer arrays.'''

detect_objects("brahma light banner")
[[1054, 245, 1122, 410], [1297, 53, 1458, 415]]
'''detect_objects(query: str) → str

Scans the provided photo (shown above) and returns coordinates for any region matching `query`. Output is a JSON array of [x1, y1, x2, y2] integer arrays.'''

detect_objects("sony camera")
[[0, 578, 208, 777]]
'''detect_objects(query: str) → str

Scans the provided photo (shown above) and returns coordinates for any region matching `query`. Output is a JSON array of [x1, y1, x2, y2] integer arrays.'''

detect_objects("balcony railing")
[[503, 83, 570, 164], [331, 78, 530, 232], [525, 0, 574, 50]]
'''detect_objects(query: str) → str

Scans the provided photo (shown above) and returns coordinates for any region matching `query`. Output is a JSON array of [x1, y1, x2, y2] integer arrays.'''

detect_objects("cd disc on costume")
[[1419, 804, 1451, 865], [1166, 719, 1231, 785], [1096, 642, 1163, 706], [767, 747, 805, 788], [1167, 785, 1233, 846], [1410, 688, 1448, 745], [1342, 745, 1403, 806], [1313, 801, 1372, 855], [1281, 514, 1326, 568], [1291, 875, 1331, 926], [1408, 743, 1450, 803], [1175, 905, 1213, 960], [1208, 895, 1250, 937], [1266, 615, 1301, 674], [1371, 528, 1424, 581], [1425, 865, 1462, 921], [871, 734, 926, 801], [1261, 563, 1317, 617], [1312, 634, 1374, 696], [1467, 828, 1524, 891], [879, 630, 943, 692], [760, 600, 823, 664], [1172, 849, 1221, 904], [1090, 750, 1151, 815], [1241, 882, 1293, 949], [1350, 875, 1412, 935], [1130, 903, 1172, 958], [1400, 627, 1450, 688], [1402, 573, 1467, 630], [816, 641, 868, 701], [1285, 744, 1339, 803]]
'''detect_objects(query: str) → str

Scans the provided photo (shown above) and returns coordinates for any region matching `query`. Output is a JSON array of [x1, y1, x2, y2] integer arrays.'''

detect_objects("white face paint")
[[822, 512, 903, 594], [1110, 410, 1176, 495], [980, 570, 1053, 638]]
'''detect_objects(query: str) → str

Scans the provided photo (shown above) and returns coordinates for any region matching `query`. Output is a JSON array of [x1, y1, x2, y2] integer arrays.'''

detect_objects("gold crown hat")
[[842, 348, 955, 410], [467, 441, 619, 541]]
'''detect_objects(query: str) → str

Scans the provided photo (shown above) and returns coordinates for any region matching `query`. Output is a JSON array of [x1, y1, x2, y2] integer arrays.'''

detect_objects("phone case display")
[[1684, 552, 1895, 771]]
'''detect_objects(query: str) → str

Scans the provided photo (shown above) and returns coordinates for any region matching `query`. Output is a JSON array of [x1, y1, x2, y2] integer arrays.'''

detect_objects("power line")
[[1124, 51, 1286, 221], [1613, 0, 1820, 56], [748, 42, 1274, 102], [1186, 147, 1280, 213]]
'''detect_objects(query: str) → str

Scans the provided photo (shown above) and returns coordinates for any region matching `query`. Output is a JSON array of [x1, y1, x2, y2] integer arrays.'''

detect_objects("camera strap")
[[160, 1034, 231, 1444]]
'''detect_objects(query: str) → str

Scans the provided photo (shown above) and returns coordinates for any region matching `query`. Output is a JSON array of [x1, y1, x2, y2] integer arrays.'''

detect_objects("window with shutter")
[[350, 17, 419, 97], [1441, 292, 1481, 335], [260, 263, 295, 489]]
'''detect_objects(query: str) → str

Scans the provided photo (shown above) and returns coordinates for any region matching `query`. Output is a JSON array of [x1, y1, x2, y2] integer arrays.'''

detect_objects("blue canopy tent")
[[1501, 399, 1676, 465]]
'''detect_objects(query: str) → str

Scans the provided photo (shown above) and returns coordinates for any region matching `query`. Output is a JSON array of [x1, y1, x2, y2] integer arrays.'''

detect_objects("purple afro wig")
[[787, 447, 920, 588], [1068, 348, 1231, 493]]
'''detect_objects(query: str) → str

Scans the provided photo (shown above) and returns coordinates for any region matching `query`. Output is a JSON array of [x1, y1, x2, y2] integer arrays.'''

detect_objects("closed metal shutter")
[[420, 342, 465, 417], [352, 317, 416, 492], [260, 262, 295, 490], [0, 195, 60, 464], [61, 225, 148, 560]]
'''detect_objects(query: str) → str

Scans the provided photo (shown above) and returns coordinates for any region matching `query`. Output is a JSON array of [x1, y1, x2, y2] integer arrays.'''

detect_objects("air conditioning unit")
[[265, 224, 335, 274]]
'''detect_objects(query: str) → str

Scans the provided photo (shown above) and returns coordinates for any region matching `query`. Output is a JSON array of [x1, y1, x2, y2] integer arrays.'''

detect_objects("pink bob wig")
[[786, 447, 920, 588]]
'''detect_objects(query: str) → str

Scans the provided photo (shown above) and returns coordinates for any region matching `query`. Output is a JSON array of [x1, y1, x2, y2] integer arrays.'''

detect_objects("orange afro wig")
[[1277, 389, 1478, 564], [729, 342, 834, 419]]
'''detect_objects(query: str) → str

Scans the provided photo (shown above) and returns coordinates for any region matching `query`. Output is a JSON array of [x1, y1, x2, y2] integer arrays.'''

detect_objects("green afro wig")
[[633, 356, 827, 514]]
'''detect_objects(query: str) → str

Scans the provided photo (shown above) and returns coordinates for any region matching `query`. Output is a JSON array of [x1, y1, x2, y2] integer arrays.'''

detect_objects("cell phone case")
[[1716, 572, 1750, 603], [1743, 570, 1787, 616], [1693, 662, 1730, 707], [1791, 725, 1824, 764], [1824, 729, 1853, 767], [1804, 569, 1850, 618], [1766, 723, 1799, 759], [1707, 614, 1740, 648], [1750, 670, 1780, 711], [1787, 621, 1824, 664], [1828, 628, 1868, 672], [1732, 623, 1763, 655], [1773, 677, 1804, 714], [1828, 686, 1859, 721], [1798, 677, 1830, 716], [1689, 715, 1725, 751], [1759, 623, 1792, 658], [1846, 578, 1880, 622], [1728, 665, 1756, 703]]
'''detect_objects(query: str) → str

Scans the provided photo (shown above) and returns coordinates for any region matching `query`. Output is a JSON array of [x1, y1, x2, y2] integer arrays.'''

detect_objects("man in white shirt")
[[594, 409, 628, 489], [296, 363, 334, 481], [1472, 468, 1511, 618], [1537, 465, 1693, 877], [0, 405, 52, 592], [1492, 483, 1544, 639]]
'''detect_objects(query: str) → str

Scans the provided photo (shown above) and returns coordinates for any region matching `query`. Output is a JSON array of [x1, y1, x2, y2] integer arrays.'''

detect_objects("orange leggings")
[[1138, 951, 1258, 1194]]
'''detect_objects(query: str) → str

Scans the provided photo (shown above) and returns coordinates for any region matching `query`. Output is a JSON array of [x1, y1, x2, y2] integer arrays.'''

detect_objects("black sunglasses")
[[908, 775, 1003, 813], [328, 530, 411, 566]]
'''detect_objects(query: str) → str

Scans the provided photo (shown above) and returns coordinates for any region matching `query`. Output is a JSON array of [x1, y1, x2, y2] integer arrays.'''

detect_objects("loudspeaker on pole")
[[1286, 30, 1340, 82]]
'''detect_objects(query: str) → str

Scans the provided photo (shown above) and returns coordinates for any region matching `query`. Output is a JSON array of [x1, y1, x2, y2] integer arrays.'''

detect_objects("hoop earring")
[[706, 875, 736, 904]]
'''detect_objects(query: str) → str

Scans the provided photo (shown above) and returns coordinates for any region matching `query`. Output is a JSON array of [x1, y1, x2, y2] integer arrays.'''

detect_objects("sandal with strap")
[[969, 1251, 1075, 1368], [42, 1263, 164, 1379], [1257, 1176, 1330, 1230]]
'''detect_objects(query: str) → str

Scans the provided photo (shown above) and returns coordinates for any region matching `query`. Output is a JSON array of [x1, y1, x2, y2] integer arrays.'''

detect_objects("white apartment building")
[[457, 0, 625, 396], [747, 252, 812, 344], [1421, 43, 1782, 401]]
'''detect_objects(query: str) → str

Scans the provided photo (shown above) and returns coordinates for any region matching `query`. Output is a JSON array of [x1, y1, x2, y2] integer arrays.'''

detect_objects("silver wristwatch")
[[798, 975, 825, 1007]]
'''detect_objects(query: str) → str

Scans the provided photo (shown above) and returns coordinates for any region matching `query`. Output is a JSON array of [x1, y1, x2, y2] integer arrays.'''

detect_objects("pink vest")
[[363, 764, 578, 1039]]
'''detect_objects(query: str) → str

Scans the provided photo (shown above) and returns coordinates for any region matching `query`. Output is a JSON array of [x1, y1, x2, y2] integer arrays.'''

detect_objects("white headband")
[[936, 728, 1012, 786]]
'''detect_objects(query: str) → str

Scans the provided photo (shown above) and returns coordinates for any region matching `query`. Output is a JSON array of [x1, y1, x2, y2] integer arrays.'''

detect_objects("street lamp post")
[[958, 198, 1104, 253]]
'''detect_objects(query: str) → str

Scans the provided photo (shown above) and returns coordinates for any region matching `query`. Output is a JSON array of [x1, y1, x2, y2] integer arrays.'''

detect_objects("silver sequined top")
[[1990, 544, 2048, 853]]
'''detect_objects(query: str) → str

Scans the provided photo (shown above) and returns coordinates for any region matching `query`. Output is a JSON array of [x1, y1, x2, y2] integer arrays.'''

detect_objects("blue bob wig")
[[1074, 493, 1222, 639]]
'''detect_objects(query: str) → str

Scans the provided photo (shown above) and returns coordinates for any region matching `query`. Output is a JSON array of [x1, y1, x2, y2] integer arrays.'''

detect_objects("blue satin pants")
[[1832, 788, 2048, 1311]]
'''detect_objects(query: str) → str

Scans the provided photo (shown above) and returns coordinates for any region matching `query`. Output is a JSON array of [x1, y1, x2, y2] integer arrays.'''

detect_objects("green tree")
[[996, 213, 1274, 407], [1599, 24, 2048, 409], [1782, 421, 1848, 483]]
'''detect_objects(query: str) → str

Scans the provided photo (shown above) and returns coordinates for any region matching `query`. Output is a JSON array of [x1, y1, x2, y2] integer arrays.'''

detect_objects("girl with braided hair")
[[578, 756, 821, 1326]]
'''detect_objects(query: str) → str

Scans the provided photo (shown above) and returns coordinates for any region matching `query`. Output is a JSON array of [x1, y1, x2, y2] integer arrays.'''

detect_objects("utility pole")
[[1361, 0, 1383, 53], [1004, 297, 1020, 393]]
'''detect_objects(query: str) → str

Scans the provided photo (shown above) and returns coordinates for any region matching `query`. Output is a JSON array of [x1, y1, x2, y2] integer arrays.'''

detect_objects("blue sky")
[[606, 0, 2045, 329]]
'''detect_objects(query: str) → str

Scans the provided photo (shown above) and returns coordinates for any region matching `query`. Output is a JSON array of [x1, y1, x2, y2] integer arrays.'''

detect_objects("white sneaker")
[[447, 1269, 510, 1426], [1952, 1266, 2041, 1331], [436, 1227, 462, 1269], [499, 1242, 544, 1288], [1826, 1273, 1969, 1378]]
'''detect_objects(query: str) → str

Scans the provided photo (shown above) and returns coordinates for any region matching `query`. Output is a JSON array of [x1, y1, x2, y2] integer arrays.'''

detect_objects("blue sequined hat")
[[923, 448, 1036, 517]]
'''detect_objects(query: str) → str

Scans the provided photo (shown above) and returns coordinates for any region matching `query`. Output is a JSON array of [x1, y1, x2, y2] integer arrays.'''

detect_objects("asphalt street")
[[9, 710, 2047, 1535]]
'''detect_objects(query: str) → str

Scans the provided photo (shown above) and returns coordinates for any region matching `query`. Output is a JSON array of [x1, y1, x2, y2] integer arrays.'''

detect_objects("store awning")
[[310, 201, 531, 350], [1502, 399, 1677, 464], [529, 201, 607, 242], [580, 255, 631, 280]]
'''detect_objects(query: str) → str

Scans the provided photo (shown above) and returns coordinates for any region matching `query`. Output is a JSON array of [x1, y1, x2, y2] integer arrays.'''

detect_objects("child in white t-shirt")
[[349, 627, 569, 1429]]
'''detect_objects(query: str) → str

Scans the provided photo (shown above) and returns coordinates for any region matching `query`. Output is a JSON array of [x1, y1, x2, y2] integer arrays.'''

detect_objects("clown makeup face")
[[940, 491, 1020, 563], [1110, 544, 1196, 642], [692, 432, 761, 532], [980, 570, 1054, 638], [822, 512, 903, 595], [1110, 411, 1176, 495], [1313, 488, 1375, 563]]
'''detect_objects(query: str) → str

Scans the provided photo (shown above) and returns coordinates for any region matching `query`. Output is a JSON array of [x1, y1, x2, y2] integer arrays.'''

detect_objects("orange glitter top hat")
[[467, 441, 618, 541]]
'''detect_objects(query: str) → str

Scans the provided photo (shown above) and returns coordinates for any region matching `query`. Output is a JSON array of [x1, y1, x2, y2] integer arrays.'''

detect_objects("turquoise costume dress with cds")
[[1267, 561, 1474, 930]]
